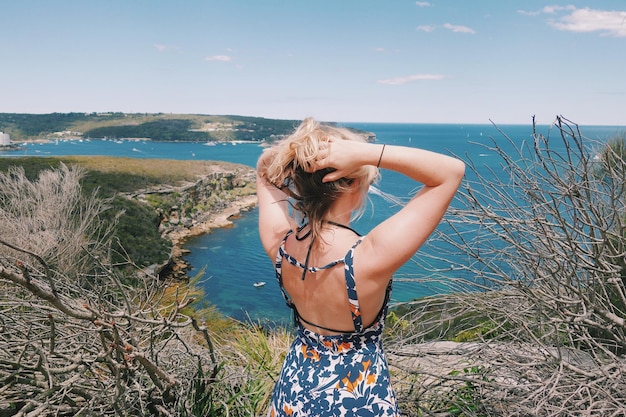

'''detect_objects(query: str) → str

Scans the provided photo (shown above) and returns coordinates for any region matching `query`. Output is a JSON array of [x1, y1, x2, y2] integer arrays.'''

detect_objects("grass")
[[0, 156, 245, 188]]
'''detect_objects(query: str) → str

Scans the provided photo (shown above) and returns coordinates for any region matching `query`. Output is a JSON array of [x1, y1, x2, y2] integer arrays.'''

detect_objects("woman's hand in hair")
[[311, 139, 379, 183]]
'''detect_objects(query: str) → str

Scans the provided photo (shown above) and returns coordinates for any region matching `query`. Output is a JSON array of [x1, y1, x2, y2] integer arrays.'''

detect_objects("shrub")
[[389, 117, 626, 416]]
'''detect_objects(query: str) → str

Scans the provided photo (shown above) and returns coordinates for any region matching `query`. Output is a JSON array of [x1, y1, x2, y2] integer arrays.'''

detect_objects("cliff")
[[122, 163, 257, 279]]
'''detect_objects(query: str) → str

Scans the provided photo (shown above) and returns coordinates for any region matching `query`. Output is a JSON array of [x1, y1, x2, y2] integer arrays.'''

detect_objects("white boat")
[[253, 281, 266, 287]]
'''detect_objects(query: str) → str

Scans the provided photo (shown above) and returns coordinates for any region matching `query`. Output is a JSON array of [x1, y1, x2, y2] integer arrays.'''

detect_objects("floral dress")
[[267, 230, 399, 417]]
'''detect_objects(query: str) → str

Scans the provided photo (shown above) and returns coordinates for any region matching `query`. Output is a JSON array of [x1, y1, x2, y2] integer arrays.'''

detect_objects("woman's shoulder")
[[351, 234, 394, 284]]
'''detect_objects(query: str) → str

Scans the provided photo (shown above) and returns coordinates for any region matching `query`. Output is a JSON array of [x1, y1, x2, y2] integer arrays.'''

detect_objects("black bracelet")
[[377, 144, 386, 168]]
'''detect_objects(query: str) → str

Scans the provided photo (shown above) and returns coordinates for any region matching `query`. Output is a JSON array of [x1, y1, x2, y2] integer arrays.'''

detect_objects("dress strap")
[[275, 228, 389, 334], [279, 247, 344, 272], [326, 220, 362, 237], [344, 238, 364, 332], [274, 230, 294, 309], [275, 231, 344, 311]]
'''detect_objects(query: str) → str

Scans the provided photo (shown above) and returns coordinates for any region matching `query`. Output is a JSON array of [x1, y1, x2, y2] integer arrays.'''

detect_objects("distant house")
[[0, 132, 11, 146]]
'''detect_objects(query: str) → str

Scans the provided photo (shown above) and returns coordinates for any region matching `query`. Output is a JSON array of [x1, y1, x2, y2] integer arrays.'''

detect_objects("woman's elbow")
[[450, 158, 466, 185]]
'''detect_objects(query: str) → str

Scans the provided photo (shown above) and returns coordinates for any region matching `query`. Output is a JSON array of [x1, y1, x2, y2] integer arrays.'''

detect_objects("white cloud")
[[204, 55, 232, 62], [416, 1, 431, 7], [154, 44, 182, 53], [417, 23, 476, 34], [519, 5, 626, 37], [416, 25, 436, 32], [550, 7, 626, 37], [373, 47, 401, 54], [443, 23, 476, 34], [378, 74, 445, 85], [543, 5, 576, 14], [517, 5, 576, 16], [517, 9, 541, 16]]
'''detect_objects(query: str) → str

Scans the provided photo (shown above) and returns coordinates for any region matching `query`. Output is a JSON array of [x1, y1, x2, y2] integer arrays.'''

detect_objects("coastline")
[[161, 194, 258, 279]]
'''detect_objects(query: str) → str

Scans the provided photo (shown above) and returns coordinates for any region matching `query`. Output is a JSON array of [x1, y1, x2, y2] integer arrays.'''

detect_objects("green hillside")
[[0, 112, 301, 142]]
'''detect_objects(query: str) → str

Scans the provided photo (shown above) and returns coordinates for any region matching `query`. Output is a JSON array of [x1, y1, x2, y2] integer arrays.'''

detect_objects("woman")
[[257, 118, 465, 416]]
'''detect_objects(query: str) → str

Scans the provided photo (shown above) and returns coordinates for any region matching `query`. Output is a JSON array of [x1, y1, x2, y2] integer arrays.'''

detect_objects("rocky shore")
[[124, 162, 258, 279], [163, 193, 258, 278]]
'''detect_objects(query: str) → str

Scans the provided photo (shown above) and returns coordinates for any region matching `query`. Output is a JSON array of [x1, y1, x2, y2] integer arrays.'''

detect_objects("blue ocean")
[[3, 122, 624, 325]]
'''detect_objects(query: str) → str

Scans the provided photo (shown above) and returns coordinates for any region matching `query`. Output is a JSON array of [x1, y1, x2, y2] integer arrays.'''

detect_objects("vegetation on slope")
[[0, 156, 255, 268], [0, 155, 272, 416], [0, 112, 301, 142]]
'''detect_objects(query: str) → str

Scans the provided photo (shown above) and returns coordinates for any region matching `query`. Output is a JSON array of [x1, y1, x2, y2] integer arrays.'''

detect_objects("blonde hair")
[[261, 117, 379, 244]]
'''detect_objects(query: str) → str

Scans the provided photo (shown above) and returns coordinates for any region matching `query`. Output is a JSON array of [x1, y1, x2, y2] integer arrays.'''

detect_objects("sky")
[[1, 1, 625, 125]]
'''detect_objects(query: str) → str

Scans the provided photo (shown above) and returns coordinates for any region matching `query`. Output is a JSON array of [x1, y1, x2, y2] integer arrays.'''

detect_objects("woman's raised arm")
[[312, 139, 465, 279], [256, 148, 294, 258]]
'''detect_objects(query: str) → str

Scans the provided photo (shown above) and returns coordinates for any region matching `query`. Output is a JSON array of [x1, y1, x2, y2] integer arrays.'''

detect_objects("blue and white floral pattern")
[[268, 231, 399, 416]]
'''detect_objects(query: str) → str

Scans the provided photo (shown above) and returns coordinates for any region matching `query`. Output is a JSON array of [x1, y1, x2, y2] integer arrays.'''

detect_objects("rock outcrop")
[[125, 164, 257, 279]]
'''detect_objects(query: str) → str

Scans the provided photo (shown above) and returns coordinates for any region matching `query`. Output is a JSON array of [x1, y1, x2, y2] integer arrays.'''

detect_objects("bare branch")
[[389, 117, 626, 415], [0, 163, 221, 415]]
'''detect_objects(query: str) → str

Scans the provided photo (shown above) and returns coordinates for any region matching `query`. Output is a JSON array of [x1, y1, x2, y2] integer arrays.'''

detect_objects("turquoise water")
[[3, 122, 624, 325]]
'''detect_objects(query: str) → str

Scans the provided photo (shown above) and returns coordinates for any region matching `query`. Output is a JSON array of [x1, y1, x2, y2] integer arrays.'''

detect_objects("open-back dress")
[[267, 228, 399, 417]]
